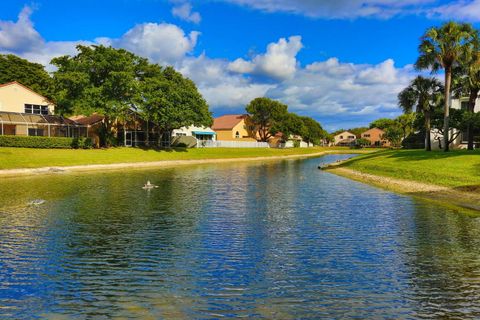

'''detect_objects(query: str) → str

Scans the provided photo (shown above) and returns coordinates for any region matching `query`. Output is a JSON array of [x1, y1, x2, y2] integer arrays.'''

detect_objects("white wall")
[[172, 125, 216, 141]]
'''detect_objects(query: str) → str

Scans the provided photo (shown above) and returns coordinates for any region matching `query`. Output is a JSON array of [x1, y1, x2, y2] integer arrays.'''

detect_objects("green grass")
[[0, 146, 359, 170], [339, 149, 480, 188]]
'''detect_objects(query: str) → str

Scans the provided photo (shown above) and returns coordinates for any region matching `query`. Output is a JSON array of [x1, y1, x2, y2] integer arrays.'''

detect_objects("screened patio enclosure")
[[0, 111, 87, 137]]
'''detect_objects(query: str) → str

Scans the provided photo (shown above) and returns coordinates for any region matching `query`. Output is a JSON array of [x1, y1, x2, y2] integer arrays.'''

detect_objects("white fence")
[[199, 140, 270, 148]]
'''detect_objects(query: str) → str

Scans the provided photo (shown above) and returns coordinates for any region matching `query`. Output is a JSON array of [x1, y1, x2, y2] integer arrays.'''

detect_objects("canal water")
[[1, 154, 480, 319]]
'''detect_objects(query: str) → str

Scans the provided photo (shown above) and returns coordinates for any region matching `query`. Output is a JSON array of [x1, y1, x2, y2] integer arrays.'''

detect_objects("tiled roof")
[[69, 114, 104, 125], [212, 114, 247, 130]]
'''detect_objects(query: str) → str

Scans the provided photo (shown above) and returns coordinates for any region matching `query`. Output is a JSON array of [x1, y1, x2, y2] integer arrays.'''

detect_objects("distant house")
[[172, 125, 216, 147], [429, 98, 480, 149], [333, 131, 356, 146], [0, 81, 86, 137], [361, 127, 390, 147], [212, 114, 257, 141]]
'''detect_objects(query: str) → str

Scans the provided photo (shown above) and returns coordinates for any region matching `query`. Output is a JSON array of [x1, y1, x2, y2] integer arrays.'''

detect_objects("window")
[[235, 131, 240, 139], [461, 101, 469, 111], [24, 104, 49, 115], [176, 133, 187, 136], [28, 128, 44, 136], [364, 134, 370, 138], [348, 135, 355, 139], [340, 136, 343, 139]]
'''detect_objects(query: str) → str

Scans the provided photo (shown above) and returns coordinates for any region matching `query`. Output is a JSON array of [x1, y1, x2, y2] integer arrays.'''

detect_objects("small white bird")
[[142, 180, 158, 190]]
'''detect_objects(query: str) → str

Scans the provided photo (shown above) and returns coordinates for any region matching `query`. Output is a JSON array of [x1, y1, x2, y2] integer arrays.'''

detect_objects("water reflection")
[[1, 155, 480, 318]]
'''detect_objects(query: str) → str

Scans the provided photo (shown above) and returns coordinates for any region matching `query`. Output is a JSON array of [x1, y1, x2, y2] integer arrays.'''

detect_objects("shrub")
[[0, 135, 93, 149]]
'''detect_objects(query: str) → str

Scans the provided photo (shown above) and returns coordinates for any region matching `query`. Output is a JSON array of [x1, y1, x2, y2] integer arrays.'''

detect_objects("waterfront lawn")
[[0, 146, 358, 170], [339, 149, 480, 188]]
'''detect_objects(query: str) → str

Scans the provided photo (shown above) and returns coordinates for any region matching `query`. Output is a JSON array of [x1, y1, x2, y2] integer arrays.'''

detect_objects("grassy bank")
[[336, 149, 480, 188], [325, 149, 480, 213], [0, 146, 361, 170]]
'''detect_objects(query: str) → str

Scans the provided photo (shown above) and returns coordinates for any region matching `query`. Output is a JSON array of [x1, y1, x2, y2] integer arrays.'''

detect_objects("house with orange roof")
[[212, 114, 257, 141]]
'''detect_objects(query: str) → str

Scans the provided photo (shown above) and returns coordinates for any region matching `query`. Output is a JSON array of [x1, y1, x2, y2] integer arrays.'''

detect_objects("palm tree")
[[398, 76, 443, 151], [416, 21, 478, 151]]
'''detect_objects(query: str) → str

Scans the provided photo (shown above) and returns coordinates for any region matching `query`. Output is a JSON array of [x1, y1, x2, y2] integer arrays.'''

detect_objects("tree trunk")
[[467, 88, 478, 150], [425, 111, 432, 151], [444, 67, 452, 152]]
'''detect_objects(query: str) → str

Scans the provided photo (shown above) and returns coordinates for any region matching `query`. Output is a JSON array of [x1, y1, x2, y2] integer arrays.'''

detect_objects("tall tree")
[[416, 21, 478, 151], [300, 116, 326, 145], [138, 66, 212, 147], [369, 118, 396, 130], [51, 45, 150, 147], [246, 97, 288, 142], [0, 54, 53, 99], [398, 76, 443, 151]]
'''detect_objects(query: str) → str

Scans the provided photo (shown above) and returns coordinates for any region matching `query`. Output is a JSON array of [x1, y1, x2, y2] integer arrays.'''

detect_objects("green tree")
[[430, 107, 467, 149], [398, 76, 443, 151], [453, 48, 480, 150], [51, 45, 150, 147], [246, 97, 288, 142], [383, 124, 403, 148], [396, 113, 416, 140], [272, 113, 307, 142], [138, 66, 212, 147], [300, 116, 326, 145], [369, 118, 396, 130], [416, 22, 478, 151], [0, 54, 53, 99]]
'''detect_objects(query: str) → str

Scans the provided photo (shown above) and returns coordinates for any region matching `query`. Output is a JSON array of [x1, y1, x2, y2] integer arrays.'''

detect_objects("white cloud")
[[228, 36, 303, 80], [221, 0, 435, 19], [266, 58, 415, 122], [429, 0, 480, 21], [0, 6, 43, 52], [107, 23, 200, 65], [179, 55, 273, 108], [172, 3, 201, 24]]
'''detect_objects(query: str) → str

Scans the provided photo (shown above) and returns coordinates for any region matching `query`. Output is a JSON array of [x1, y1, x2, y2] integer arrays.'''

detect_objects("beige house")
[[0, 81, 86, 137], [334, 131, 356, 146], [361, 127, 390, 147], [212, 114, 257, 141]]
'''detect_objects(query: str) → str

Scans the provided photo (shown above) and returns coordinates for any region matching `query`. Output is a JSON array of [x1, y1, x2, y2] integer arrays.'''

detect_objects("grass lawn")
[[339, 149, 480, 188], [0, 146, 358, 170]]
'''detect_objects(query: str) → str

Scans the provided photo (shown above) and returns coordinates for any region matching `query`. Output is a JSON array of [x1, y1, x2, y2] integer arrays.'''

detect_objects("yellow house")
[[0, 81, 86, 137], [211, 114, 257, 141]]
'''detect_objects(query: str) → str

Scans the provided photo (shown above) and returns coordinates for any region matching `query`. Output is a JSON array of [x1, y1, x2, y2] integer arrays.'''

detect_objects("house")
[[172, 125, 216, 142], [71, 112, 153, 147], [361, 127, 390, 147], [0, 81, 86, 137], [268, 132, 312, 148], [333, 131, 356, 146], [211, 114, 257, 141], [429, 98, 480, 149]]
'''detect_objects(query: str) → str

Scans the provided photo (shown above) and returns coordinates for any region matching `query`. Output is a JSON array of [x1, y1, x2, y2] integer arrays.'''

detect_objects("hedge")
[[0, 135, 93, 149]]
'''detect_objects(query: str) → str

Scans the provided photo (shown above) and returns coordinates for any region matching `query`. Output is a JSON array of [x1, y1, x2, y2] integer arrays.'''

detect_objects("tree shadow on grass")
[[136, 146, 188, 153]]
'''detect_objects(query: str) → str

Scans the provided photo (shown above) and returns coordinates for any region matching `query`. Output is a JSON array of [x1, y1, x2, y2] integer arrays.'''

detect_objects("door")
[[125, 131, 133, 147]]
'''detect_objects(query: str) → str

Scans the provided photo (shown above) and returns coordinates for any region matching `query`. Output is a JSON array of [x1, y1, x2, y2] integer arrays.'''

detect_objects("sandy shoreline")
[[0, 150, 336, 178], [325, 166, 480, 214]]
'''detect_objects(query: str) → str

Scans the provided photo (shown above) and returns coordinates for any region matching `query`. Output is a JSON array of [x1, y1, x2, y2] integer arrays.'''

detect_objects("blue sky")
[[1, 0, 479, 131]]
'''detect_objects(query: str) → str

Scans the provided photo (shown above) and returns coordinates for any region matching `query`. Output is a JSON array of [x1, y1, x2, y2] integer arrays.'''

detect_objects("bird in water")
[[142, 180, 158, 190], [28, 199, 46, 206]]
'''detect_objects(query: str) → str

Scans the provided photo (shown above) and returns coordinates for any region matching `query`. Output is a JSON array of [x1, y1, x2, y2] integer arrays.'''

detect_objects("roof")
[[362, 127, 385, 135], [69, 114, 104, 126], [212, 114, 248, 130], [0, 111, 82, 126], [334, 131, 356, 138], [0, 81, 53, 105]]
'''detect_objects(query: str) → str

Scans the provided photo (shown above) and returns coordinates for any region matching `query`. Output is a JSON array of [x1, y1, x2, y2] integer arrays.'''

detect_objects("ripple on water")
[[1, 155, 480, 319]]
